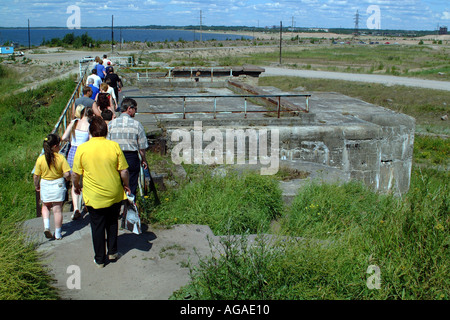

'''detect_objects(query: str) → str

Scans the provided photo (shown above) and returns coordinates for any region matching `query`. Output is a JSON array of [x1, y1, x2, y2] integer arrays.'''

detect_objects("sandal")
[[44, 229, 53, 239]]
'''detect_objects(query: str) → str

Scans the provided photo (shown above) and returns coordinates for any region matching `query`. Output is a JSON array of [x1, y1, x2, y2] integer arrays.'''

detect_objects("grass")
[[146, 43, 450, 81], [0, 75, 75, 299], [0, 64, 25, 95], [414, 135, 450, 166], [141, 170, 284, 235], [170, 168, 449, 300]]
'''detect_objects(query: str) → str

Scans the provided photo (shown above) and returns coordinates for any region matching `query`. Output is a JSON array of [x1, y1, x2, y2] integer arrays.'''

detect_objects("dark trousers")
[[123, 151, 140, 197], [88, 202, 121, 264], [113, 87, 120, 111]]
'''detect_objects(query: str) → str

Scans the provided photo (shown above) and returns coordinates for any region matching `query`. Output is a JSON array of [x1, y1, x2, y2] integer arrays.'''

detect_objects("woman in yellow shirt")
[[33, 134, 71, 240], [72, 117, 130, 268]]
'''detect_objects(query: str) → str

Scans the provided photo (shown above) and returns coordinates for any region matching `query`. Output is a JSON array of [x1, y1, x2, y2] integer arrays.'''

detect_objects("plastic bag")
[[123, 193, 142, 235]]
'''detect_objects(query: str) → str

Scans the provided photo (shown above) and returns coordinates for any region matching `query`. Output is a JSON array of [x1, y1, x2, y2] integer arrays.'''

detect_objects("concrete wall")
[[138, 79, 415, 195], [161, 113, 414, 195]]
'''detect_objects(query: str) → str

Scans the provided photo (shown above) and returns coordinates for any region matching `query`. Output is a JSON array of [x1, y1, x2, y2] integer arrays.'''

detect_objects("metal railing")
[[124, 94, 311, 119], [133, 66, 248, 83]]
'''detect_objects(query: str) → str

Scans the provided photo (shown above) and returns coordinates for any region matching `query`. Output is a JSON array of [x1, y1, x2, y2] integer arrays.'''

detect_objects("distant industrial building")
[[439, 26, 448, 35]]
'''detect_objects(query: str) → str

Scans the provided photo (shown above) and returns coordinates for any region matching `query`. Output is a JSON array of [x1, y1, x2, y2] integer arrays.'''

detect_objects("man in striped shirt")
[[107, 98, 149, 197]]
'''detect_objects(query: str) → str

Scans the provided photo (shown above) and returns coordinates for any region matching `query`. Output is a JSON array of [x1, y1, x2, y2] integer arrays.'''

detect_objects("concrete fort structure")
[[125, 65, 415, 195]]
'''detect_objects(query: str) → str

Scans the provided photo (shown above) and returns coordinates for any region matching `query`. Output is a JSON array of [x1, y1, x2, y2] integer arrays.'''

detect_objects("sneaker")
[[94, 259, 104, 268], [108, 253, 120, 261], [71, 210, 81, 220], [44, 229, 53, 239]]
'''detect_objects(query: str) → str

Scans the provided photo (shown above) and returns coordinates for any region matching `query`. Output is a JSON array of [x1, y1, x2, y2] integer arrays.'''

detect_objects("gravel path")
[[262, 67, 450, 92]]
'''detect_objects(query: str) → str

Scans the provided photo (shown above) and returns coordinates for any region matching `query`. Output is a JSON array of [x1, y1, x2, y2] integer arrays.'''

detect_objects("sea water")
[[0, 28, 252, 47]]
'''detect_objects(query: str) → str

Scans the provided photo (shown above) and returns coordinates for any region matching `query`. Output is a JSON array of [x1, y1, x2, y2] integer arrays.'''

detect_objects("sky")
[[0, 0, 449, 31]]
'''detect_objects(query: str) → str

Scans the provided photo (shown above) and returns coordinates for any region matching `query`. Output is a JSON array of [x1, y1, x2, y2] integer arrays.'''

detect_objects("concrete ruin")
[[124, 65, 415, 196]]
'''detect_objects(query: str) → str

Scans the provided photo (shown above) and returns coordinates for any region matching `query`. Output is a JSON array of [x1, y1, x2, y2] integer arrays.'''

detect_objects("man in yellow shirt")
[[72, 116, 130, 268]]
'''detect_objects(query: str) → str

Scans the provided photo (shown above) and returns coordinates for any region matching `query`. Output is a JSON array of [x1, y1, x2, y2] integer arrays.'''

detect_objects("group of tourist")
[[33, 59, 149, 268], [83, 54, 123, 118]]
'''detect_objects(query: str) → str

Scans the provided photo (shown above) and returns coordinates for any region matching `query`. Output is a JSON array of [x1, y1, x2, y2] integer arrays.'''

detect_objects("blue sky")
[[0, 0, 449, 30]]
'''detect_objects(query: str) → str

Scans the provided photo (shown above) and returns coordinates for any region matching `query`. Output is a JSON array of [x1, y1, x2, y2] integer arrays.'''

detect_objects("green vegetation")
[[0, 42, 448, 299], [145, 170, 283, 235], [41, 32, 105, 48], [0, 65, 25, 95], [145, 42, 450, 81], [170, 168, 448, 300], [0, 74, 75, 299]]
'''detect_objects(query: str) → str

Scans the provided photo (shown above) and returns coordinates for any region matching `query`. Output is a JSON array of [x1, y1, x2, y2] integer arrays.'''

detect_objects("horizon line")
[[0, 25, 442, 33]]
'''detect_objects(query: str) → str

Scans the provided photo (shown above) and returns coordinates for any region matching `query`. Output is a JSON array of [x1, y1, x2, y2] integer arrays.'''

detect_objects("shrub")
[[148, 171, 283, 235]]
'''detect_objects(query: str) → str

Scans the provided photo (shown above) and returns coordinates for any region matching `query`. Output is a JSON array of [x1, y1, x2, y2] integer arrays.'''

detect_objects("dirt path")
[[261, 67, 450, 92]]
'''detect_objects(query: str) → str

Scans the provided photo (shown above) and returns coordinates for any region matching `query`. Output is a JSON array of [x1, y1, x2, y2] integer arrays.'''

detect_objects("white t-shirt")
[[86, 74, 102, 88]]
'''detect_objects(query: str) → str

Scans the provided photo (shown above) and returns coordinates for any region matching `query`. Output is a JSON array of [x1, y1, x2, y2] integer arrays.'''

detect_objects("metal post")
[[279, 21, 283, 65], [111, 15, 114, 53], [28, 19, 31, 50], [214, 97, 217, 119], [183, 97, 186, 119], [244, 98, 247, 119], [306, 96, 309, 113], [277, 96, 281, 118]]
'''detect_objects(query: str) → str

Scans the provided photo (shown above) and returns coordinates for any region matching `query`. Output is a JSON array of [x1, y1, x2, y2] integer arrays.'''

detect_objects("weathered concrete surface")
[[124, 80, 414, 195], [22, 211, 218, 300]]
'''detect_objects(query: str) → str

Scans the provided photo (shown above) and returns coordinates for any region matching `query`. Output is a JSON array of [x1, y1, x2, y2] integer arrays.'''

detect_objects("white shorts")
[[40, 177, 66, 203]]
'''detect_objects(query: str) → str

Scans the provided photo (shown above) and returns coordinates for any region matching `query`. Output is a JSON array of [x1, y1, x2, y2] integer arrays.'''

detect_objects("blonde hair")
[[75, 104, 86, 119], [100, 82, 109, 92]]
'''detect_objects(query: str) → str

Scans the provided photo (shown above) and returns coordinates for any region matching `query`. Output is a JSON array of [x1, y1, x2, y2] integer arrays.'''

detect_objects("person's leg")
[[72, 186, 80, 212], [105, 202, 121, 258], [114, 87, 120, 110], [52, 202, 63, 239], [42, 202, 52, 238], [87, 206, 107, 265], [124, 152, 140, 196]]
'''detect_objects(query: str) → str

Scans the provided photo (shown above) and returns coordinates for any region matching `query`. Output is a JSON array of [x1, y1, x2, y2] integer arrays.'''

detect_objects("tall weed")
[[147, 171, 283, 235], [175, 170, 448, 300], [0, 77, 74, 299]]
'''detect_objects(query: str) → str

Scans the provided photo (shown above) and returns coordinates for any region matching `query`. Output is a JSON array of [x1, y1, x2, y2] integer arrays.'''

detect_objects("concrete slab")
[[21, 211, 219, 300]]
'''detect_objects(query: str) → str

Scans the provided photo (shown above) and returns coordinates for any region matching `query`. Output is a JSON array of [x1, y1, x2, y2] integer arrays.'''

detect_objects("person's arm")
[[63, 171, 71, 181], [119, 169, 131, 195], [118, 77, 123, 92], [71, 100, 76, 120], [72, 172, 82, 195], [139, 149, 148, 170], [92, 101, 101, 117], [62, 120, 75, 142], [33, 174, 40, 192]]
